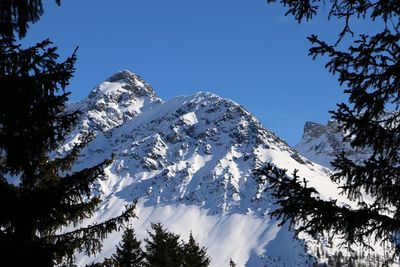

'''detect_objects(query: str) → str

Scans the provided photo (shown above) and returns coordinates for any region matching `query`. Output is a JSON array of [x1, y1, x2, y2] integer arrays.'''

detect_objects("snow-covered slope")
[[67, 71, 386, 266]]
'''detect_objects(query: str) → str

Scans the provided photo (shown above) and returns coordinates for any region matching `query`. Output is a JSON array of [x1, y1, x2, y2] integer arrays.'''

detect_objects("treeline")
[[89, 223, 211, 267], [314, 246, 393, 267]]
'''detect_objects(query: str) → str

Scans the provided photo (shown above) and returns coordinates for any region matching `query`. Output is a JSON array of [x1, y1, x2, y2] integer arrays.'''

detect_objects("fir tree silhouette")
[[181, 232, 210, 267], [144, 223, 182, 267], [258, 0, 400, 262], [113, 227, 145, 267], [0, 1, 135, 265]]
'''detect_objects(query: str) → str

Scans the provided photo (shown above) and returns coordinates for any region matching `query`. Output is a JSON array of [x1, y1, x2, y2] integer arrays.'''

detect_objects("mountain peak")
[[106, 69, 136, 82], [101, 69, 157, 98], [303, 121, 327, 139], [71, 71, 162, 133], [296, 119, 371, 168]]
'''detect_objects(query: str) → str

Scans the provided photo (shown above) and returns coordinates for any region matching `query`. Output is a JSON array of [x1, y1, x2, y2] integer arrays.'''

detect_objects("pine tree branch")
[[256, 163, 400, 255], [51, 203, 137, 257]]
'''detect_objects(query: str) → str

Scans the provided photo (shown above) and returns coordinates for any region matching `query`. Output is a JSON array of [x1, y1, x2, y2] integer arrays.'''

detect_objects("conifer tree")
[[113, 227, 145, 267], [0, 2, 135, 265], [257, 0, 400, 262], [181, 232, 211, 267], [0, 37, 135, 267], [144, 223, 183, 267], [87, 258, 115, 267], [0, 0, 60, 38]]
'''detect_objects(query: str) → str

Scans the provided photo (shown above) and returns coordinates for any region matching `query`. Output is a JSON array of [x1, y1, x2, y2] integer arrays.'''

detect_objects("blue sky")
[[21, 0, 357, 145]]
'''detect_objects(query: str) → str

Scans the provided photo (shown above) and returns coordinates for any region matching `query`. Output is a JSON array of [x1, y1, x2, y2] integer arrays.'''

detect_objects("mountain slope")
[[67, 71, 385, 266]]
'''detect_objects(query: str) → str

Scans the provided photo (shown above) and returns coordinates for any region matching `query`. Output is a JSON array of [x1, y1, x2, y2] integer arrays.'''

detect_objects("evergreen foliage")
[[258, 0, 400, 262], [113, 227, 145, 267], [86, 258, 115, 267], [0, 37, 135, 267], [0, 0, 60, 38], [0, 3, 135, 265], [142, 223, 211, 267], [144, 223, 183, 267], [181, 232, 211, 267]]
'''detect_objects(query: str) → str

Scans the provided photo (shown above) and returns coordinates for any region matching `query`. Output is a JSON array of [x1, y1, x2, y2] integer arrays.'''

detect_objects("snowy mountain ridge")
[[67, 70, 392, 266]]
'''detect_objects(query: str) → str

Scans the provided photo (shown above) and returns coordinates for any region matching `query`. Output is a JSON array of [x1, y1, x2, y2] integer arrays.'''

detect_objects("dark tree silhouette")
[[0, 38, 135, 267], [144, 223, 183, 267], [258, 0, 400, 262], [0, 0, 61, 38], [181, 232, 211, 267], [108, 224, 211, 267], [0, 2, 136, 266], [113, 227, 145, 267]]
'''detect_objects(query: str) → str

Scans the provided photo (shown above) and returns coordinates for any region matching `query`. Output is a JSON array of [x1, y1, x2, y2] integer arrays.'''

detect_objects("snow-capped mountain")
[[67, 71, 387, 266], [295, 120, 370, 169], [68, 70, 162, 133]]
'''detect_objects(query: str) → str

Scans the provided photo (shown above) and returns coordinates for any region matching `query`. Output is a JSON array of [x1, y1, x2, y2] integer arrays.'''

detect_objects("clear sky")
[[21, 0, 360, 145]]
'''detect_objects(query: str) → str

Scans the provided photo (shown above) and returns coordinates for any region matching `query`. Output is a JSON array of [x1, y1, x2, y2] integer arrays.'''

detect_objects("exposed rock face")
[[295, 120, 370, 168], [105, 70, 157, 98], [68, 70, 162, 133]]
